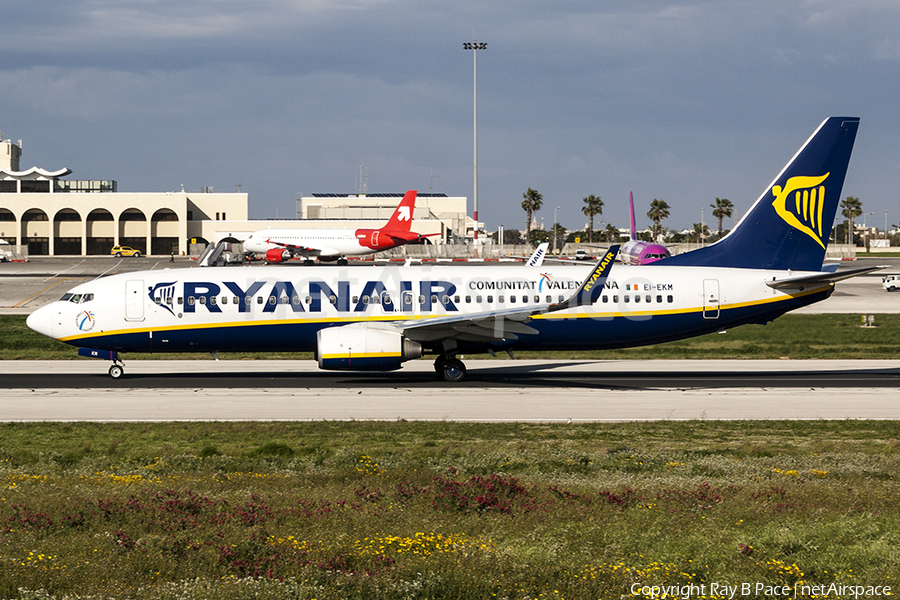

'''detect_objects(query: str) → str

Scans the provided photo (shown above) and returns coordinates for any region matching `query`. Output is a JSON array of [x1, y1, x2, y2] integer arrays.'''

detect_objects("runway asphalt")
[[2, 359, 899, 421]]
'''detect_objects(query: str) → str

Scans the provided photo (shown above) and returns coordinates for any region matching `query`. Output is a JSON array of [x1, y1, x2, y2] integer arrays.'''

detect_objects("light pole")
[[463, 39, 486, 249], [863, 212, 874, 251], [885, 210, 889, 240], [701, 207, 706, 245], [553, 205, 560, 254]]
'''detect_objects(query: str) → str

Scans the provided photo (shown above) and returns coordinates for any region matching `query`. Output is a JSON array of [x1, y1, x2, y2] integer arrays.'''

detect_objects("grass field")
[[2, 421, 900, 599], [3, 313, 900, 360]]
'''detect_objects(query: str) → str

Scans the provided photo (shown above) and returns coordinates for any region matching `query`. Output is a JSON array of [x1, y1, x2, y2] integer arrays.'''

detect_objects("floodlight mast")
[[463, 40, 487, 245]]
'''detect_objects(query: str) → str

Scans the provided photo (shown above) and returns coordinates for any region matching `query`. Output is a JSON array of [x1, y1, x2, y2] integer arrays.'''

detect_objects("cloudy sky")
[[2, 0, 898, 234]]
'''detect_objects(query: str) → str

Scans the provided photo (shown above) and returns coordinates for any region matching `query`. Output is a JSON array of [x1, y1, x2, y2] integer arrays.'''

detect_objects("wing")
[[399, 246, 619, 344]]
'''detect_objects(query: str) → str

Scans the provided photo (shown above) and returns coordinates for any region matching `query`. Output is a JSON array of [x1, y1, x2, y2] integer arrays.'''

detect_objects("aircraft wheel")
[[108, 364, 124, 379], [442, 358, 467, 383], [433, 354, 447, 377], [337, 258, 348, 266]]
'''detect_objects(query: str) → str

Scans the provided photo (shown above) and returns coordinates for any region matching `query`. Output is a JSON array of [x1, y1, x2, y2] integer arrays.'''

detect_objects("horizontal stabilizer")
[[766, 265, 886, 290]]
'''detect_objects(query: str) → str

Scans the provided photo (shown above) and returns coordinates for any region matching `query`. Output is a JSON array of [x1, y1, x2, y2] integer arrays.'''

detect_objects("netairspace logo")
[[629, 582, 893, 599]]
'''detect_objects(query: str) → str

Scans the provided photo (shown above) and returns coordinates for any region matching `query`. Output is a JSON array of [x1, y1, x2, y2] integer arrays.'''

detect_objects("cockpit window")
[[60, 292, 93, 304]]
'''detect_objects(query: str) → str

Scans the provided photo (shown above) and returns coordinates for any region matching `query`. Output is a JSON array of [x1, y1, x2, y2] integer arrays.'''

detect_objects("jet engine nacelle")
[[316, 324, 423, 371], [265, 248, 291, 263]]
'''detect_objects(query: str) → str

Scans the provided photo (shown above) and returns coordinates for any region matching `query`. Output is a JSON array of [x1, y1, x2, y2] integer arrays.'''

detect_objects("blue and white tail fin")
[[659, 117, 859, 271]]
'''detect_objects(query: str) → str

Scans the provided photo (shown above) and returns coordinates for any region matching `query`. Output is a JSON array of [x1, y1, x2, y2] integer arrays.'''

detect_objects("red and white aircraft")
[[243, 190, 437, 265]]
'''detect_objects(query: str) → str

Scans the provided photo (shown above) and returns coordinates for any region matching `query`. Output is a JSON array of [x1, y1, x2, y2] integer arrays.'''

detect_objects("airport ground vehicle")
[[111, 246, 141, 257], [883, 275, 899, 292]]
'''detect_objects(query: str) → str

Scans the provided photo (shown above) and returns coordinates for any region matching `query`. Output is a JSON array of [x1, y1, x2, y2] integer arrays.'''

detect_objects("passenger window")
[[352, 296, 359, 304], [362, 295, 370, 305], [257, 296, 263, 305], [522, 295, 528, 303], [154, 297, 162, 305], [510, 295, 516, 304], [431, 295, 438, 304], [221, 296, 228, 305], [558, 295, 564, 303], [646, 295, 651, 303], [382, 293, 391, 305], [465, 295, 472, 303], [476, 295, 483, 303], [454, 295, 460, 303], [372, 295, 380, 305], [419, 295, 425, 305], [292, 295, 301, 305], [177, 297, 183, 305], [210, 296, 217, 305], [667, 295, 674, 303], [305, 296, 311, 305], [188, 296, 195, 305], [199, 296, 207, 305], [656, 295, 662, 303], [546, 295, 552, 303], [329, 295, 337, 305], [268, 296, 276, 305], [634, 295, 640, 303], [487, 295, 493, 303], [281, 296, 290, 305], [442, 295, 450, 305], [602, 295, 608, 303], [624, 295, 630, 303], [534, 295, 540, 303], [613, 295, 619, 303]]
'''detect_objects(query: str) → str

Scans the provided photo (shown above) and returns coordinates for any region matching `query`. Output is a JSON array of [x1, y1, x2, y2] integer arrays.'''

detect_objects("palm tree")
[[603, 223, 621, 242], [522, 188, 543, 242], [693, 222, 710, 244], [840, 196, 863, 245], [710, 197, 734, 237], [581, 195, 603, 243], [647, 199, 671, 243]]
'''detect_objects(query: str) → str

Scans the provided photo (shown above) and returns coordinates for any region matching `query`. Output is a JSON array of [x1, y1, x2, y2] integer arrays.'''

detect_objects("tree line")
[[499, 189, 879, 249]]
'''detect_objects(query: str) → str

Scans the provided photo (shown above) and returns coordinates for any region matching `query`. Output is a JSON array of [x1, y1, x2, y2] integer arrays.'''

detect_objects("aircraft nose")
[[26, 305, 55, 339]]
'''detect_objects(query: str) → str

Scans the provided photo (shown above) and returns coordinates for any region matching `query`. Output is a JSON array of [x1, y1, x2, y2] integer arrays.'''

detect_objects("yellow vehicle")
[[111, 246, 141, 257]]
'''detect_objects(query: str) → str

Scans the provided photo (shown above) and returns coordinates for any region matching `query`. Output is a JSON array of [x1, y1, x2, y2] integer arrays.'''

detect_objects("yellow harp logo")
[[771, 173, 830, 249]]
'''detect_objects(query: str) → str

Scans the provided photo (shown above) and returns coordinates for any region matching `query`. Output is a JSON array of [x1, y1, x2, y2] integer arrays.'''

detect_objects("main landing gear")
[[433, 354, 467, 383]]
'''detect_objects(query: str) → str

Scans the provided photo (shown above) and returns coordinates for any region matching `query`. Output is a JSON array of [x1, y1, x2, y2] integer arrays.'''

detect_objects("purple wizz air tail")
[[620, 192, 671, 265]]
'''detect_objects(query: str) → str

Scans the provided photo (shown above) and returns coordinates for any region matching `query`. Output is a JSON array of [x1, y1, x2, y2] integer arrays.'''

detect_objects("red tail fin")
[[382, 190, 417, 232]]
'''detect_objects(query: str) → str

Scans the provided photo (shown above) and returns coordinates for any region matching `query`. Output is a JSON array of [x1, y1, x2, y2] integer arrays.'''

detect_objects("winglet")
[[525, 242, 549, 267], [547, 245, 619, 313]]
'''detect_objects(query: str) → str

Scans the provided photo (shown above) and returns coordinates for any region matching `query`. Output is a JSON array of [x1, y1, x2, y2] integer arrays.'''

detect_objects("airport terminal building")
[[1, 134, 470, 257]]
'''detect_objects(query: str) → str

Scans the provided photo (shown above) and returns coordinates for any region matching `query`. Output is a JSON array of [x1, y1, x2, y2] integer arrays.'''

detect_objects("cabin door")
[[703, 279, 720, 319], [125, 279, 145, 321]]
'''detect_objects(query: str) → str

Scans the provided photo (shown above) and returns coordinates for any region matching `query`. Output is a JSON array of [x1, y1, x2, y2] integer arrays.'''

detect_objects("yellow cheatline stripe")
[[57, 284, 832, 343]]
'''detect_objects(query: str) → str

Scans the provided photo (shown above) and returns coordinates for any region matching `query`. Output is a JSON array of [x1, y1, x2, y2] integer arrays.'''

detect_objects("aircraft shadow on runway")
[[3, 365, 900, 390]]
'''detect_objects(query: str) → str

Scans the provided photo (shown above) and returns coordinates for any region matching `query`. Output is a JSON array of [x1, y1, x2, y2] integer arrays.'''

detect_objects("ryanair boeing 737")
[[27, 117, 874, 382]]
